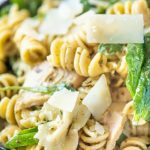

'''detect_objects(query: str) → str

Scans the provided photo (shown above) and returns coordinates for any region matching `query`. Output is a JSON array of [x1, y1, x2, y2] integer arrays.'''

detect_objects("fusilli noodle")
[[0, 125, 20, 144], [79, 119, 109, 150], [106, 0, 150, 26], [0, 95, 19, 124], [119, 137, 149, 150], [0, 74, 18, 99]]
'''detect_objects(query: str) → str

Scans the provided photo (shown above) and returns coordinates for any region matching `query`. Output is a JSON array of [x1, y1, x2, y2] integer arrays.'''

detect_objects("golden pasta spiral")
[[26, 144, 43, 150], [120, 137, 149, 150], [50, 38, 123, 77], [0, 74, 18, 99], [79, 119, 109, 150], [0, 95, 19, 124], [78, 77, 98, 100], [127, 119, 150, 137], [0, 125, 20, 144], [106, 0, 150, 26], [20, 36, 48, 66]]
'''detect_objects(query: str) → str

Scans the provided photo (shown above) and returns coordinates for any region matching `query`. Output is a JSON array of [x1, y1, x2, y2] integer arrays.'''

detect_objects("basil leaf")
[[18, 127, 38, 135], [11, 0, 42, 16], [126, 44, 144, 96], [98, 44, 124, 55], [5, 132, 38, 149], [80, 0, 93, 12], [133, 35, 150, 121]]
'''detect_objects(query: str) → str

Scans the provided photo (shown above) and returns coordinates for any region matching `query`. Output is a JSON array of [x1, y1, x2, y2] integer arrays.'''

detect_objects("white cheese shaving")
[[95, 122, 105, 135], [74, 14, 144, 43], [82, 74, 112, 121], [132, 117, 147, 126], [48, 88, 79, 112], [39, 0, 83, 35]]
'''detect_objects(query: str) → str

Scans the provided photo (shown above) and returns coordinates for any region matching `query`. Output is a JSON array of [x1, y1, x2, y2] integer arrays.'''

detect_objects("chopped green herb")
[[0, 83, 75, 95], [80, 0, 93, 12], [98, 44, 124, 55]]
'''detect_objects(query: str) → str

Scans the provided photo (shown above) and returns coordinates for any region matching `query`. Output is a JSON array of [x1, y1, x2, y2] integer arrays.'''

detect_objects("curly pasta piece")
[[50, 38, 122, 77], [26, 144, 43, 150], [20, 36, 48, 65], [0, 95, 19, 125], [128, 119, 150, 137], [78, 77, 98, 100], [0, 125, 20, 144], [0, 74, 18, 99], [79, 119, 109, 150], [106, 0, 150, 26], [120, 137, 149, 150]]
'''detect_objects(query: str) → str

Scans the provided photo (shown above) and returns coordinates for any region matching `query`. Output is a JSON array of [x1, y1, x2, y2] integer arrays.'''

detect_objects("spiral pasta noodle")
[[0, 125, 20, 144], [50, 38, 125, 77], [0, 95, 19, 125], [106, 0, 150, 26], [0, 74, 18, 99], [79, 119, 109, 150], [120, 137, 149, 150], [19, 36, 48, 66]]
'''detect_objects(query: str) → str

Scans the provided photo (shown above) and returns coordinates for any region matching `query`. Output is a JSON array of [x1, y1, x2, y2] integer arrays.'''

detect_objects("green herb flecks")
[[98, 44, 124, 55], [0, 83, 75, 95], [5, 127, 38, 149], [116, 133, 127, 146]]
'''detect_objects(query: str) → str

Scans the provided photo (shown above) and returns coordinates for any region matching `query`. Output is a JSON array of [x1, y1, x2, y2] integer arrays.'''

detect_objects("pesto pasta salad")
[[0, 0, 149, 150]]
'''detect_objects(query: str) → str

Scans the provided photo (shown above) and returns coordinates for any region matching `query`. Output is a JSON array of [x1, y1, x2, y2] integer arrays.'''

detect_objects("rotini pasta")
[[0, 74, 18, 99], [79, 119, 109, 150], [19, 36, 48, 66], [0, 125, 20, 144], [119, 137, 149, 150], [106, 0, 150, 26], [50, 38, 126, 77], [0, 95, 19, 124]]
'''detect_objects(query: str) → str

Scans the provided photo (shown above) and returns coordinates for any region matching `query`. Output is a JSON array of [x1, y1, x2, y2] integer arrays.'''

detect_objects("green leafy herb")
[[0, 4, 11, 17], [126, 44, 144, 96], [148, 146, 150, 150], [80, 0, 93, 12], [98, 44, 124, 55], [0, 83, 75, 95], [18, 127, 38, 135], [133, 35, 150, 121], [5, 127, 38, 149], [116, 133, 127, 146], [11, 0, 42, 16]]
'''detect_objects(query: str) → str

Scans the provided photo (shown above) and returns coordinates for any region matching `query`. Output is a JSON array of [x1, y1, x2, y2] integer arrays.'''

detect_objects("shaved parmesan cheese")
[[95, 122, 105, 135], [75, 14, 144, 43], [39, 0, 83, 35], [82, 74, 112, 121], [48, 88, 79, 112], [86, 15, 144, 43]]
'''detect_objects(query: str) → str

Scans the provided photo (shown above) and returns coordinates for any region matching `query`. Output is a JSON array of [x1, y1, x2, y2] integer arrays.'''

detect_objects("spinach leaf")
[[5, 132, 38, 149], [133, 35, 150, 121], [18, 127, 38, 135], [80, 0, 93, 12], [126, 44, 144, 96], [11, 0, 42, 16], [98, 44, 124, 55]]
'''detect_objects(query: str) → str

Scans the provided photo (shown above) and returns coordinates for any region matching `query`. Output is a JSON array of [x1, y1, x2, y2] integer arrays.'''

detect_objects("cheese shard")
[[48, 88, 79, 112], [85, 14, 144, 43], [82, 74, 112, 121]]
